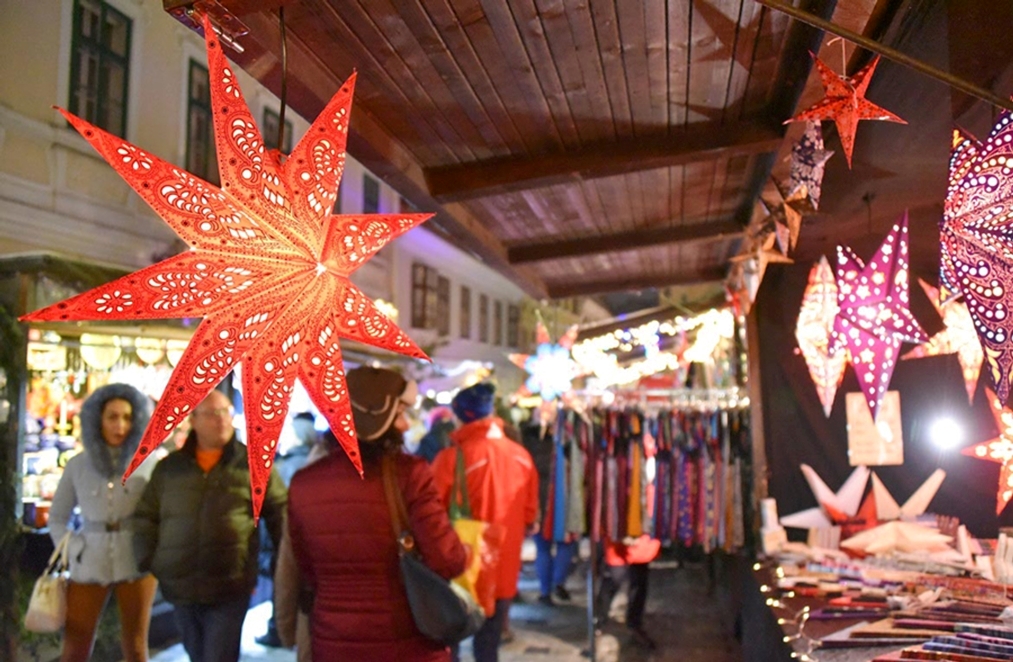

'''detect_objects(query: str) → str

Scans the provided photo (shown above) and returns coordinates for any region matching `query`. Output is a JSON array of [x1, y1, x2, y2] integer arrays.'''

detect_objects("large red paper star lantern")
[[787, 53, 906, 168], [961, 389, 1013, 514], [902, 279, 983, 403], [795, 256, 846, 417], [941, 120, 1013, 405], [832, 215, 927, 420], [21, 16, 431, 517]]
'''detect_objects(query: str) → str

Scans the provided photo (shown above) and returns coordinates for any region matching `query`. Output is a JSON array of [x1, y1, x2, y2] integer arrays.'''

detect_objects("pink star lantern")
[[961, 389, 1013, 514], [941, 120, 1013, 404], [787, 54, 906, 168], [795, 256, 846, 417], [20, 16, 432, 518], [902, 279, 983, 403], [832, 214, 928, 420]]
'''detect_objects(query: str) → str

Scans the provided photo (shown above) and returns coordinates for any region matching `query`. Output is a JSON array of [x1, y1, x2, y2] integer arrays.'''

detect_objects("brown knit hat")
[[346, 367, 419, 441]]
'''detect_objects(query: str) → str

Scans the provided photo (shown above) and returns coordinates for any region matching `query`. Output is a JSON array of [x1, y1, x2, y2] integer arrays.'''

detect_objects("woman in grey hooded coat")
[[48, 383, 159, 662]]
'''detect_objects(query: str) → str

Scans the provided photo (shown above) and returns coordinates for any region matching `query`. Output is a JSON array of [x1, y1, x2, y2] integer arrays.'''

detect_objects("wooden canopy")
[[163, 0, 944, 307]]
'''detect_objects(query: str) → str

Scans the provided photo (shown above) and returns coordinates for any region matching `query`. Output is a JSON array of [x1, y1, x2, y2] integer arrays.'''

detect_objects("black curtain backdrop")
[[757, 261, 1011, 539]]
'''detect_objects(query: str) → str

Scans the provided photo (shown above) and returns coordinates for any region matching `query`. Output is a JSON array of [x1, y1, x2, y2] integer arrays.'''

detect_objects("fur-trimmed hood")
[[79, 383, 152, 477]]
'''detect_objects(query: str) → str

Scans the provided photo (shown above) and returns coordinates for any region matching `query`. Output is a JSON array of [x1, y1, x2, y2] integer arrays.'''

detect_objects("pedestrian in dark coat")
[[288, 367, 467, 661], [132, 390, 287, 662]]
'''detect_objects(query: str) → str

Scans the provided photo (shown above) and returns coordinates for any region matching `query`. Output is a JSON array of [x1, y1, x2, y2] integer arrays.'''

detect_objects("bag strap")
[[47, 532, 71, 573], [449, 448, 472, 520], [380, 454, 413, 554]]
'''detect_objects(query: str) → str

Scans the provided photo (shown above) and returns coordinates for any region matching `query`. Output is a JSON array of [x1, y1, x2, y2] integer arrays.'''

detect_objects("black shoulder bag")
[[380, 454, 485, 645]]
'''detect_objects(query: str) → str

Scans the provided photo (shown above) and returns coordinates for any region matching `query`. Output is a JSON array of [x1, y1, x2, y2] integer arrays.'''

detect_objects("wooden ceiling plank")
[[389, 1, 517, 155], [753, 8, 793, 115], [614, 0, 654, 131], [299, 5, 462, 164], [723, 0, 763, 120], [545, 267, 727, 298], [667, 0, 692, 131], [335, 1, 485, 161], [355, 0, 504, 160], [560, 0, 622, 142], [492, 0, 582, 148], [523, 0, 601, 146], [451, 0, 565, 153], [566, 182, 599, 234], [588, 0, 635, 138], [507, 217, 742, 264], [424, 117, 782, 201], [644, 0, 670, 130], [231, 8, 452, 166]]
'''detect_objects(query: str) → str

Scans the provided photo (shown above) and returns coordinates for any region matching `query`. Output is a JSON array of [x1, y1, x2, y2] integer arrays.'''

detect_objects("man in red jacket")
[[432, 383, 539, 662]]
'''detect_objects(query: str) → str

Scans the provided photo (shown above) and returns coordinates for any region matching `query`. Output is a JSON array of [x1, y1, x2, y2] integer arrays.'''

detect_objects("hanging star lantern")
[[788, 121, 834, 210], [902, 279, 983, 403], [787, 53, 906, 168], [731, 231, 794, 305], [795, 256, 846, 417], [509, 322, 580, 401], [941, 118, 1013, 404], [961, 389, 1013, 514], [20, 16, 431, 518], [832, 215, 928, 420]]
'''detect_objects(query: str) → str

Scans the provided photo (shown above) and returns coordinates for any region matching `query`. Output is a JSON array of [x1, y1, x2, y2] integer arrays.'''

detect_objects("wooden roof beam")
[[545, 267, 727, 299], [507, 218, 741, 265], [424, 119, 784, 203]]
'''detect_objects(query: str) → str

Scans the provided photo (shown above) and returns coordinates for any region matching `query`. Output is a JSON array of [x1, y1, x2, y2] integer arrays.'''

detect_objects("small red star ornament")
[[21, 16, 432, 517], [787, 53, 906, 168], [961, 389, 1013, 514]]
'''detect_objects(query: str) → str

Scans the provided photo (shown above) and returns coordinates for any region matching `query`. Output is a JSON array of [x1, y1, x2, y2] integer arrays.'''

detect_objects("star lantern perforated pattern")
[[941, 118, 1013, 405], [795, 256, 846, 417], [961, 390, 1013, 514], [21, 16, 432, 518], [787, 54, 906, 168], [832, 215, 927, 420], [509, 322, 580, 401], [902, 279, 983, 403], [788, 121, 834, 210]]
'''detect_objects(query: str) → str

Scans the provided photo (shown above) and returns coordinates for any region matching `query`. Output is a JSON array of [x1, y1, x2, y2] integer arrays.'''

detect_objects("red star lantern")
[[832, 215, 928, 420], [961, 389, 1013, 514], [796, 256, 846, 417], [941, 119, 1013, 405], [787, 53, 906, 168], [21, 16, 431, 517], [902, 279, 983, 403]]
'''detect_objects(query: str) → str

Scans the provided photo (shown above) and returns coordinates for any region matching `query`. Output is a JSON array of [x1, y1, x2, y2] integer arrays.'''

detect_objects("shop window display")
[[20, 329, 186, 531]]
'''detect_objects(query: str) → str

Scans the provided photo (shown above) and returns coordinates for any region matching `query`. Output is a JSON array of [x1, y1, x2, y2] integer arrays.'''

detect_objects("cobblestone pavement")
[[145, 552, 744, 662]]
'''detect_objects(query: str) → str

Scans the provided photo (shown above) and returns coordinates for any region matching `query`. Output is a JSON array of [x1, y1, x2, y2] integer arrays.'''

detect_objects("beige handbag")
[[24, 531, 71, 633]]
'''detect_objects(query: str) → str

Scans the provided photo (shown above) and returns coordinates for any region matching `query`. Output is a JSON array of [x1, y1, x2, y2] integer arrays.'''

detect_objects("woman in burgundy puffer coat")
[[288, 367, 467, 661]]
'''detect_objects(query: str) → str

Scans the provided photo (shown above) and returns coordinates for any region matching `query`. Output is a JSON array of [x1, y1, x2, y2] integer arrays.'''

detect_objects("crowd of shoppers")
[[44, 374, 655, 662]]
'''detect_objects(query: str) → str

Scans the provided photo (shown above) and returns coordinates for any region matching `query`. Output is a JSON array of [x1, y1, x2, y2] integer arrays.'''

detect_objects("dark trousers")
[[451, 597, 510, 662], [597, 562, 649, 629], [533, 536, 576, 596], [172, 597, 249, 662]]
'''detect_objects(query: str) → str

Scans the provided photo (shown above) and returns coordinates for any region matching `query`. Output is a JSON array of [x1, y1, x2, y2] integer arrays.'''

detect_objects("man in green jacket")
[[133, 390, 286, 662]]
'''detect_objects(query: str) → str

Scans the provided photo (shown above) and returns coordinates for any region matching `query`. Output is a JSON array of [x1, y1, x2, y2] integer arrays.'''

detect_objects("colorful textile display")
[[20, 16, 431, 516], [832, 215, 928, 420], [941, 117, 1013, 403], [787, 53, 906, 168]]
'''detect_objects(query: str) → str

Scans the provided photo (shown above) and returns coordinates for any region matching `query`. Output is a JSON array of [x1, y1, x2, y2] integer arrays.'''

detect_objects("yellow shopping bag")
[[449, 450, 503, 617]]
